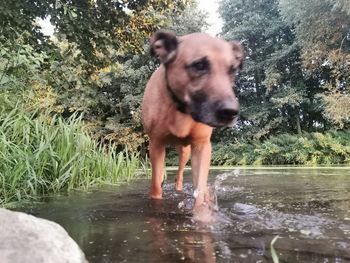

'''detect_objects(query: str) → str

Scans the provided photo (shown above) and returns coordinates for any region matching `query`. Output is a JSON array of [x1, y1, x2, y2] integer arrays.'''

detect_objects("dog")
[[142, 31, 244, 218]]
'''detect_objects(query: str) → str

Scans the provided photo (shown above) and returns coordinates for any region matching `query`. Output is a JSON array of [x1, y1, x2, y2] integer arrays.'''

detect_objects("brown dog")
[[142, 31, 244, 216]]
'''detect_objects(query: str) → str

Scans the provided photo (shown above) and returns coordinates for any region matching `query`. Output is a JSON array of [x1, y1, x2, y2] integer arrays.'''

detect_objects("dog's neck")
[[164, 68, 187, 114]]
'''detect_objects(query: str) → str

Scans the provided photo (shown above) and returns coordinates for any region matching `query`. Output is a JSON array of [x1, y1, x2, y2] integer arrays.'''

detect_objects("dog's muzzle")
[[214, 100, 240, 126], [190, 94, 240, 127]]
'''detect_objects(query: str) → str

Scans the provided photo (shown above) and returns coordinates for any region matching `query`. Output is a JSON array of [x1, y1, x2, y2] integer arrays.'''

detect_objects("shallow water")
[[24, 167, 350, 262]]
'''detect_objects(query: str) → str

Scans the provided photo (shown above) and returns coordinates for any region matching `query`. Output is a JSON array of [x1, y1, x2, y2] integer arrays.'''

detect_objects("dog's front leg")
[[191, 139, 211, 208], [149, 140, 166, 199], [175, 145, 191, 192]]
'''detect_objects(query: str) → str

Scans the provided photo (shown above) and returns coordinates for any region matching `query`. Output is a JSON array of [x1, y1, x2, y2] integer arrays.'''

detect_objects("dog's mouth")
[[190, 105, 239, 127], [191, 113, 239, 127], [189, 92, 239, 127]]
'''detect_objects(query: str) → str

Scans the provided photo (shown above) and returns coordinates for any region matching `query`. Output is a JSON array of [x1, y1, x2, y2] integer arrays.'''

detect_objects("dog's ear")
[[150, 31, 178, 64], [231, 41, 245, 70]]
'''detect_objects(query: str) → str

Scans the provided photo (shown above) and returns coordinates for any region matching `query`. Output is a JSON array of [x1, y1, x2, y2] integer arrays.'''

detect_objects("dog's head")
[[150, 31, 244, 127]]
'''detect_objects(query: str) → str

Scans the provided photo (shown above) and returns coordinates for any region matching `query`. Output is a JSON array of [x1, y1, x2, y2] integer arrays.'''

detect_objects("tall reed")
[[0, 107, 139, 206]]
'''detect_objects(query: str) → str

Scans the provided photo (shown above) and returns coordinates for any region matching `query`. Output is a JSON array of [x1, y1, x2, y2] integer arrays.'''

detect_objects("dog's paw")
[[193, 203, 215, 223], [149, 192, 163, 200], [175, 180, 183, 192]]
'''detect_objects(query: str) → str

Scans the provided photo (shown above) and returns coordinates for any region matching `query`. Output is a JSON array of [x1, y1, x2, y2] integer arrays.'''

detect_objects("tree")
[[92, 1, 209, 151], [218, 0, 311, 139], [217, 0, 349, 142], [0, 0, 203, 152], [166, 1, 209, 35], [0, 0, 191, 67], [279, 0, 350, 128]]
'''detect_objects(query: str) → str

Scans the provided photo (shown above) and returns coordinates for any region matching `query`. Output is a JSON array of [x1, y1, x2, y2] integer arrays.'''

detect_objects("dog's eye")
[[189, 58, 210, 74]]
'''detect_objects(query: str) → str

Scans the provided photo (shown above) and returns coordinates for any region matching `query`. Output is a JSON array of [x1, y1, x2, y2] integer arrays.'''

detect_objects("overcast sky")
[[197, 0, 223, 36], [39, 1, 223, 36]]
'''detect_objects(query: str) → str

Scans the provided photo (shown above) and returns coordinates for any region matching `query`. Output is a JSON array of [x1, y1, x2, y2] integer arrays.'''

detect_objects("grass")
[[270, 235, 280, 263], [0, 106, 140, 206]]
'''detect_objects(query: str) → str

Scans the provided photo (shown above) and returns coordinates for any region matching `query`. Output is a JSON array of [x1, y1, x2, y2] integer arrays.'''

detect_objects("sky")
[[38, 16, 54, 36], [196, 0, 223, 36], [38, 1, 223, 36]]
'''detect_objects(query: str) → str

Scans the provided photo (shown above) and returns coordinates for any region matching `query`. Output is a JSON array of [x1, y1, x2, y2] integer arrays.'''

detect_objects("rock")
[[0, 208, 87, 263]]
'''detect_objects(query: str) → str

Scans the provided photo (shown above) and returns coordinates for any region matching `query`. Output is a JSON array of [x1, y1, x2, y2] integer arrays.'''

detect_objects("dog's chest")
[[165, 113, 212, 145], [167, 112, 194, 138]]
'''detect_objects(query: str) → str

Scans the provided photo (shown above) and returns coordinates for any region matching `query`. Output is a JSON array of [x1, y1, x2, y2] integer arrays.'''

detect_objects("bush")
[[211, 132, 350, 166]]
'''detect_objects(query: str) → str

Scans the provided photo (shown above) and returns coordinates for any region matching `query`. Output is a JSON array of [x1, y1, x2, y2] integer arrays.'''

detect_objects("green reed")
[[0, 107, 140, 206]]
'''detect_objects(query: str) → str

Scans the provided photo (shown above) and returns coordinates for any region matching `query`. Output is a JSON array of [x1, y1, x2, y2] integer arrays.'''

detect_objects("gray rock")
[[0, 208, 87, 263]]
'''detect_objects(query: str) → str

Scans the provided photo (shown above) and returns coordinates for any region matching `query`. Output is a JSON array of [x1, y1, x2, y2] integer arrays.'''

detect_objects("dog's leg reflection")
[[175, 145, 191, 192], [147, 214, 217, 263], [183, 232, 217, 263]]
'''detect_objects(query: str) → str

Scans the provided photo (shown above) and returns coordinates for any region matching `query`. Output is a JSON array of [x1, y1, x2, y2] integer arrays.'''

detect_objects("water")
[[23, 167, 350, 262]]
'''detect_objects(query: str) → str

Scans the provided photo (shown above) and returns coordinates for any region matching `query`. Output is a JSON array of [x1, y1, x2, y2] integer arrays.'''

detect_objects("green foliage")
[[85, 3, 209, 151], [219, 0, 309, 138], [0, 33, 47, 90], [320, 89, 350, 128], [0, 103, 140, 206], [0, 0, 191, 66], [278, 0, 350, 128], [0, 1, 50, 49], [212, 132, 350, 166], [212, 141, 257, 166], [218, 0, 350, 143], [3, 0, 348, 171], [166, 1, 209, 35], [0, 1, 213, 206], [0, 0, 207, 154]]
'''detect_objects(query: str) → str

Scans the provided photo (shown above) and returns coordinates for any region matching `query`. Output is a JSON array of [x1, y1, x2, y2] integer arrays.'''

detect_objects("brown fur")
[[142, 31, 244, 214]]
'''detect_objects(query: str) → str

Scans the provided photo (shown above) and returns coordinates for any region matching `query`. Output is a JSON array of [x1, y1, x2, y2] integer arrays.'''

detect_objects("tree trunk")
[[296, 109, 302, 135]]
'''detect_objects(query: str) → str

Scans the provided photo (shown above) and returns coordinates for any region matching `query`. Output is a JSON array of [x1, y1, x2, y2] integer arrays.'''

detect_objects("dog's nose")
[[215, 100, 239, 123]]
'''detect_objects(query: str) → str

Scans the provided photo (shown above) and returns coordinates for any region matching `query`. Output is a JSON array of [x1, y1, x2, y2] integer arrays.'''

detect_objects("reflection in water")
[[146, 203, 217, 263], [23, 167, 350, 262]]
